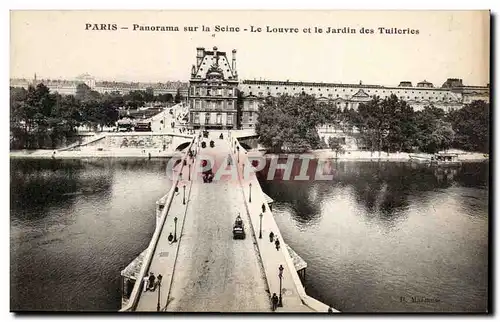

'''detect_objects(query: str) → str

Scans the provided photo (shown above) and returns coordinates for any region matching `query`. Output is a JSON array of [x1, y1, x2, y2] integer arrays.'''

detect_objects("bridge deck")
[[166, 137, 270, 311], [133, 131, 316, 312]]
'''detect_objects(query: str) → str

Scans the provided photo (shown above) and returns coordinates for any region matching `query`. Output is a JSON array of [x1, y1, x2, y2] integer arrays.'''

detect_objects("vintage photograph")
[[9, 10, 490, 313]]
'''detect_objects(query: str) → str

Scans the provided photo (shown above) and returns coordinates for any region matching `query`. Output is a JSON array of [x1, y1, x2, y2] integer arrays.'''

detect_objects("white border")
[[3, 1, 497, 322]]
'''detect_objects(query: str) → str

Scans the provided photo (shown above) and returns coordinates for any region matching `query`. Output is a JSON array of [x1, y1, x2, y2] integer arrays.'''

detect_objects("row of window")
[[244, 85, 455, 97], [192, 112, 234, 125], [246, 91, 456, 101], [190, 99, 235, 110], [189, 86, 236, 97]]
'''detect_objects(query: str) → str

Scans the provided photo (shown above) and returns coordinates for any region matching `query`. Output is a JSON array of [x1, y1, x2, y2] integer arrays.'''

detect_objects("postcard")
[[10, 10, 490, 313]]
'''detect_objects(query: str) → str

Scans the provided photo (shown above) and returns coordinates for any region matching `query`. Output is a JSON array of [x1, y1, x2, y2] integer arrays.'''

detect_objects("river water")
[[10, 158, 489, 312]]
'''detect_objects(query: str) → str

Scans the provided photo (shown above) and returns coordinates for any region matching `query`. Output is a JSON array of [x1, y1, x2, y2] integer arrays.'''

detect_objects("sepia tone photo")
[[9, 10, 490, 313]]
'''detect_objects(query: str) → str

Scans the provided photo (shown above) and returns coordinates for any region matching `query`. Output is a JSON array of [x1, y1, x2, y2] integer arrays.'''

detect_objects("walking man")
[[269, 231, 274, 243], [275, 238, 280, 251], [271, 293, 279, 311], [148, 272, 156, 291]]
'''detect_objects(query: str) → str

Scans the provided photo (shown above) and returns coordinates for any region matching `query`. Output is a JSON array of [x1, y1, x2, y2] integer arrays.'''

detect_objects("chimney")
[[212, 46, 219, 65], [191, 64, 196, 77], [196, 47, 204, 67], [232, 49, 237, 74]]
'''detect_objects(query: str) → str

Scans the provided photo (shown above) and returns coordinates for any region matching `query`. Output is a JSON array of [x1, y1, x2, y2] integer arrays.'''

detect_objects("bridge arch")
[[239, 142, 252, 151]]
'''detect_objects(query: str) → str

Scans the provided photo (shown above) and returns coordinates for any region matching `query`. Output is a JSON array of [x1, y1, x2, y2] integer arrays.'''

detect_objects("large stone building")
[[187, 47, 239, 129], [183, 47, 490, 130], [238, 78, 490, 129]]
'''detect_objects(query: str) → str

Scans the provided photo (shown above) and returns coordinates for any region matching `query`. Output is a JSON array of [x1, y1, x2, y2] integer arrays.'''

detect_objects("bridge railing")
[[232, 137, 339, 313], [119, 137, 196, 312]]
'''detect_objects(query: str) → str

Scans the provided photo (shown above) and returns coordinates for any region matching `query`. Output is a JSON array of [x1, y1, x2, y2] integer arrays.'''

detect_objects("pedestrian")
[[143, 274, 149, 292], [275, 238, 280, 251], [271, 293, 279, 311], [269, 231, 274, 243], [148, 272, 156, 291]]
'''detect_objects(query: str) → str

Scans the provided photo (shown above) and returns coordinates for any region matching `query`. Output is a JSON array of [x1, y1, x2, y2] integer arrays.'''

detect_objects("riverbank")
[[10, 148, 183, 159], [308, 149, 489, 162]]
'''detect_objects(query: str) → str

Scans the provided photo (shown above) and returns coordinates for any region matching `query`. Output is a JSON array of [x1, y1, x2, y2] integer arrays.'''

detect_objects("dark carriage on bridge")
[[233, 215, 246, 240]]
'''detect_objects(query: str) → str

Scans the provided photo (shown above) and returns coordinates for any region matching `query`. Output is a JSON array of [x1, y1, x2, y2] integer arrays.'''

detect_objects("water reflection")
[[258, 159, 489, 312], [259, 179, 323, 226], [259, 159, 488, 228], [10, 158, 172, 311]]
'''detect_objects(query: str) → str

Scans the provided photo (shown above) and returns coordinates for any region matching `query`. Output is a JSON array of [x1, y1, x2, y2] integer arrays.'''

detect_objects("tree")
[[328, 137, 346, 159], [75, 83, 100, 102], [354, 96, 389, 155], [174, 88, 183, 104], [145, 87, 155, 102], [448, 100, 489, 153], [10, 84, 84, 149], [157, 93, 174, 103], [414, 106, 454, 153], [256, 94, 325, 153]]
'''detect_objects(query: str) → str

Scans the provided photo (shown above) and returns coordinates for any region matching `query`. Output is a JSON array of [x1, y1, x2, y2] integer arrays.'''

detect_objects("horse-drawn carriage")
[[233, 215, 246, 239], [201, 159, 214, 183]]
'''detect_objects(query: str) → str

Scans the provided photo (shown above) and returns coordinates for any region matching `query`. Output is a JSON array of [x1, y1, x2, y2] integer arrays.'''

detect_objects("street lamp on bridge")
[[156, 274, 163, 312], [183, 184, 186, 205], [188, 164, 191, 181], [249, 183, 252, 203], [259, 212, 263, 239], [278, 264, 284, 307], [237, 146, 240, 164], [173, 217, 178, 242]]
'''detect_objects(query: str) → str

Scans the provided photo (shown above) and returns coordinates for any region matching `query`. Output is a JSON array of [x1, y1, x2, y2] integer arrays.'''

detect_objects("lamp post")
[[237, 146, 240, 164], [156, 274, 163, 312], [183, 184, 186, 205], [249, 183, 252, 203], [173, 217, 178, 242], [259, 213, 263, 239], [278, 264, 284, 307], [188, 164, 191, 181]]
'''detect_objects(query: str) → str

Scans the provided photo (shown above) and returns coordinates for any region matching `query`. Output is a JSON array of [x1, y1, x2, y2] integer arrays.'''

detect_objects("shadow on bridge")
[[175, 142, 191, 151]]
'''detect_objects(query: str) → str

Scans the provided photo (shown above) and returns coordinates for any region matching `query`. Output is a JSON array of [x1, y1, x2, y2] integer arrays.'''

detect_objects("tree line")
[[10, 83, 184, 149], [256, 93, 489, 154]]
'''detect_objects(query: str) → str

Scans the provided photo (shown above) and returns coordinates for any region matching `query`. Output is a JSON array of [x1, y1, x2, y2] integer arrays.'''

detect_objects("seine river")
[[10, 158, 489, 312]]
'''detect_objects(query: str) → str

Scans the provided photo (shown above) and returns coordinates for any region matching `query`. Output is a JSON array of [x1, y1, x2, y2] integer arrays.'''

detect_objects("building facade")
[[238, 78, 490, 129], [187, 47, 239, 129]]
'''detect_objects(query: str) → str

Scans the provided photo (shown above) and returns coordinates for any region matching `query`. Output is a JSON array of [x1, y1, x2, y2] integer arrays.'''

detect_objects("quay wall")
[[119, 137, 195, 312]]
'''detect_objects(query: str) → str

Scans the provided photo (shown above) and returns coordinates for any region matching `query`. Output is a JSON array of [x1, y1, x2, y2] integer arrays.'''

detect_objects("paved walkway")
[[165, 133, 270, 312], [232, 140, 315, 313], [135, 150, 193, 311]]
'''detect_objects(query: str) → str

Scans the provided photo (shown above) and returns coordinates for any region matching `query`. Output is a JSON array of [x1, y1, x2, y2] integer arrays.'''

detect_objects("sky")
[[10, 10, 490, 87]]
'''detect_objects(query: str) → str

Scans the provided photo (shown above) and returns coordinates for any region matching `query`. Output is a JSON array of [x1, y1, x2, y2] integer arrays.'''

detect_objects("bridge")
[[119, 130, 339, 313]]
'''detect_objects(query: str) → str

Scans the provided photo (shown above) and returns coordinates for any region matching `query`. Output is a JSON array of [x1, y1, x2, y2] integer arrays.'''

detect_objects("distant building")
[[187, 46, 239, 129], [10, 75, 189, 97]]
